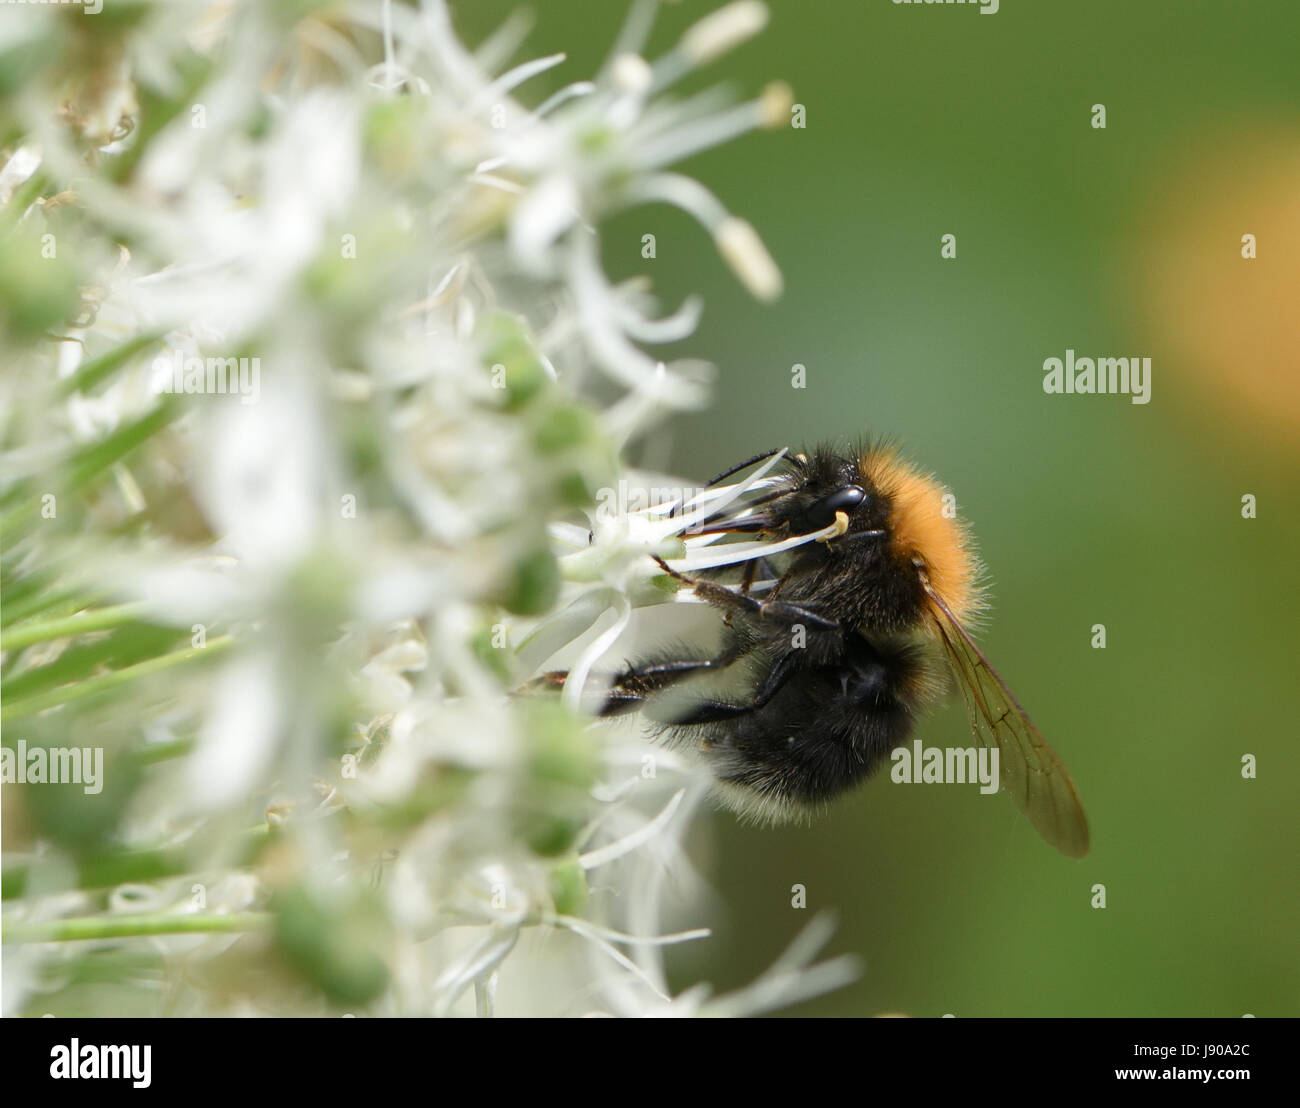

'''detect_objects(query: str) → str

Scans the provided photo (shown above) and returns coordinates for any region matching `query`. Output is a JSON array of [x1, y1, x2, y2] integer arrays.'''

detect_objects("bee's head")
[[774, 444, 983, 626], [775, 448, 888, 537]]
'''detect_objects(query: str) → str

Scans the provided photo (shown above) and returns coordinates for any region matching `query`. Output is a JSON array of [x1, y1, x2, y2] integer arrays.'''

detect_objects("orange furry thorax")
[[859, 447, 980, 625]]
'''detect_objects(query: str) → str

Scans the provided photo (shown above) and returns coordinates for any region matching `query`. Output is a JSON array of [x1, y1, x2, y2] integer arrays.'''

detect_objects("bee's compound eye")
[[800, 485, 866, 531]]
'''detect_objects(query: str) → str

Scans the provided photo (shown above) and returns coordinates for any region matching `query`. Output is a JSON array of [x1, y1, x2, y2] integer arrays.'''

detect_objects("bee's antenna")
[[670, 448, 787, 520], [702, 447, 786, 490], [693, 485, 790, 532], [690, 515, 772, 536]]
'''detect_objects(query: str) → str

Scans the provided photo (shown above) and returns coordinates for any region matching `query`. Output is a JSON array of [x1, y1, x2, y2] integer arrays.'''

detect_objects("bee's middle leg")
[[529, 639, 746, 717]]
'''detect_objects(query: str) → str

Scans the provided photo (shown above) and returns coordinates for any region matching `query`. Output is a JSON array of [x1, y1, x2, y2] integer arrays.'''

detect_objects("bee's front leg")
[[652, 556, 839, 631]]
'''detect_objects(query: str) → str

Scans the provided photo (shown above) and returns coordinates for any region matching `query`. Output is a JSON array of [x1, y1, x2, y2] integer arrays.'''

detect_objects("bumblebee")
[[542, 443, 1089, 858]]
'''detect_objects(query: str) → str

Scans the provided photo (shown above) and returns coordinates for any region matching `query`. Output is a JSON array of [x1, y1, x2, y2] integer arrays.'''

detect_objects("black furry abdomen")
[[672, 634, 925, 812]]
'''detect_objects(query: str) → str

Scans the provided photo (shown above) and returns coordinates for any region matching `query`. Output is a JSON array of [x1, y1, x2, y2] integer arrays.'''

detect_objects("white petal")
[[187, 653, 280, 811]]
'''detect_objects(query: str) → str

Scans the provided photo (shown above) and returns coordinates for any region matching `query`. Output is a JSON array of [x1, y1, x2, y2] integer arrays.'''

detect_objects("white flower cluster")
[[0, 0, 855, 1016]]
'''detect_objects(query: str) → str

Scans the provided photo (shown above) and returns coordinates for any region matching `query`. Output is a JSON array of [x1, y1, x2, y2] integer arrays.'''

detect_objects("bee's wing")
[[919, 571, 1090, 859]]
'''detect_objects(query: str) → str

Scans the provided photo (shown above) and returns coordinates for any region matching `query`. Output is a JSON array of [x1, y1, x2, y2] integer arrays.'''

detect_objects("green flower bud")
[[516, 701, 597, 857], [271, 883, 391, 1008], [548, 859, 588, 916], [478, 311, 550, 411], [0, 230, 80, 342], [500, 547, 559, 616]]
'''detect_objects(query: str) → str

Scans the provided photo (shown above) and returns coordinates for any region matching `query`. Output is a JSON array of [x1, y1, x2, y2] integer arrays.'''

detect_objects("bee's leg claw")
[[651, 554, 693, 585]]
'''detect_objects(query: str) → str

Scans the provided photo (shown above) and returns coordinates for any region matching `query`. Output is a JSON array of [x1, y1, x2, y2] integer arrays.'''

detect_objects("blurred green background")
[[452, 1, 1300, 1015]]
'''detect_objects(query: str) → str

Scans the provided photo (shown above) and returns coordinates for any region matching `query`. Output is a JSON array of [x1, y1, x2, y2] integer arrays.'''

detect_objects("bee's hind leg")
[[651, 649, 798, 726]]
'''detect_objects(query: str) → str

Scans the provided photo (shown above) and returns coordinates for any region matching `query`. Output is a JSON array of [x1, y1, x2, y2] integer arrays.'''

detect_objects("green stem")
[[0, 400, 180, 541], [130, 738, 195, 765], [1, 634, 234, 721], [2, 825, 271, 901], [2, 603, 147, 652], [1, 589, 99, 628], [66, 399, 180, 492], [0, 170, 47, 233], [55, 332, 166, 398], [3, 911, 271, 944]]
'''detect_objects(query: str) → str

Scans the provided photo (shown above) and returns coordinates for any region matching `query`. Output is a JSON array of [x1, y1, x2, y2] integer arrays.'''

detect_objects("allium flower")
[[0, 0, 856, 1017]]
